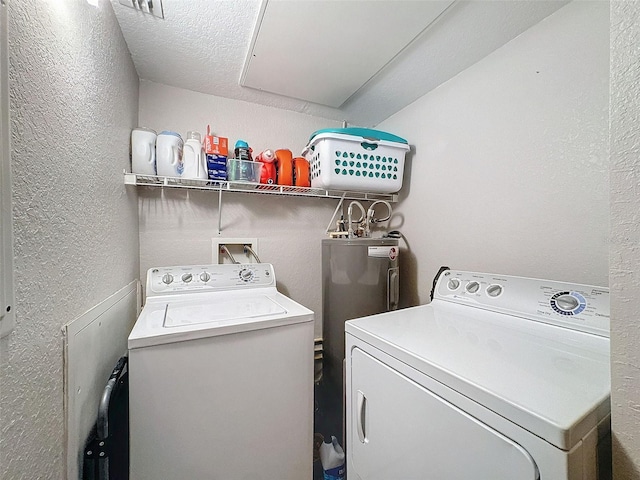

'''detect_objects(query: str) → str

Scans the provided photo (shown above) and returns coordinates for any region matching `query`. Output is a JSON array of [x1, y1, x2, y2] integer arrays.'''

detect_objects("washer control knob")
[[200, 272, 211, 283], [162, 273, 174, 285], [181, 273, 193, 283], [447, 279, 460, 290], [555, 294, 579, 312], [486, 284, 503, 297], [239, 268, 254, 282], [466, 281, 480, 294]]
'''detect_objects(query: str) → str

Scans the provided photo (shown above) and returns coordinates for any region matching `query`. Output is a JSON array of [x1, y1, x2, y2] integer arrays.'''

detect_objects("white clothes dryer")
[[128, 263, 314, 480], [345, 270, 611, 480]]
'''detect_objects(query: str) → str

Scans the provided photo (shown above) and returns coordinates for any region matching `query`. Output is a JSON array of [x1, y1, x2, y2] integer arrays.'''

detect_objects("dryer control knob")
[[182, 273, 193, 283], [200, 272, 211, 282], [447, 279, 460, 290], [162, 273, 174, 285], [466, 281, 480, 294], [486, 284, 503, 297]]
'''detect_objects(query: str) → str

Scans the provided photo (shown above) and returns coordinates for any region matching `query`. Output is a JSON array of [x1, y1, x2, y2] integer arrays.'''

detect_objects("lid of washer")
[[129, 290, 313, 349], [345, 300, 610, 451]]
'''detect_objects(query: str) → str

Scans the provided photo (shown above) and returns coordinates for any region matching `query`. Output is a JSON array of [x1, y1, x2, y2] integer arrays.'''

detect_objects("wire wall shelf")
[[124, 173, 398, 202]]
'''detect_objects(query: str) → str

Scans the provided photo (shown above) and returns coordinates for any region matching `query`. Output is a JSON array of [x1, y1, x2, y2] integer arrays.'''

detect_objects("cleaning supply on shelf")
[[205, 125, 228, 181], [293, 157, 310, 187], [156, 131, 184, 177], [131, 127, 157, 175], [183, 131, 207, 180], [229, 140, 258, 182], [319, 436, 345, 480], [275, 149, 293, 186], [234, 139, 253, 162], [255, 149, 276, 184]]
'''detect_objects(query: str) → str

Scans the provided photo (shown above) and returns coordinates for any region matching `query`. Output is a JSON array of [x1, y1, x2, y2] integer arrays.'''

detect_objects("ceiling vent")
[[118, 0, 164, 19]]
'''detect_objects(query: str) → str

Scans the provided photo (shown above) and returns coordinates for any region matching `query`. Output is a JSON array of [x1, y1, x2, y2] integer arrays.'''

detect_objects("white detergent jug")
[[131, 127, 157, 175], [156, 131, 184, 177], [182, 131, 207, 180], [319, 436, 345, 480]]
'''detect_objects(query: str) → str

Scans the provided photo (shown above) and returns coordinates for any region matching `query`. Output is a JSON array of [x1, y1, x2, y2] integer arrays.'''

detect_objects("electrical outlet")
[[212, 238, 260, 264]]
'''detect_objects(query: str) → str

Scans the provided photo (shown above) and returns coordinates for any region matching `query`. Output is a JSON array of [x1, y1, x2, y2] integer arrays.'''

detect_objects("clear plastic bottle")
[[232, 140, 254, 181], [234, 139, 252, 162]]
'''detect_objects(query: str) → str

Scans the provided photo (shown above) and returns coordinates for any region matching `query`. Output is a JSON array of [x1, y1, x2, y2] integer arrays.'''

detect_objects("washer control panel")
[[435, 270, 609, 337], [146, 263, 276, 297]]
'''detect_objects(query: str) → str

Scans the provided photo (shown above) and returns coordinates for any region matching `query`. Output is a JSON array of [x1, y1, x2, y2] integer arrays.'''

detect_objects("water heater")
[[321, 237, 399, 389]]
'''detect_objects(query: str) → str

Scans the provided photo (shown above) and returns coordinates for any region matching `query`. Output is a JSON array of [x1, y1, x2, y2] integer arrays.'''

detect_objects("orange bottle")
[[275, 149, 293, 186], [293, 157, 310, 187]]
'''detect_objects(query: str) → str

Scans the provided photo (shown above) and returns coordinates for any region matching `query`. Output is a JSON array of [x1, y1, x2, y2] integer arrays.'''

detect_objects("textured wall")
[[610, 2, 640, 477], [376, 1, 609, 308], [0, 1, 140, 478], [138, 81, 341, 336]]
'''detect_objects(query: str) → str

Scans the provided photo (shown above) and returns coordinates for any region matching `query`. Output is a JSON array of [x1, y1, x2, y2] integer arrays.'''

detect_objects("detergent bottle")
[[182, 131, 207, 179], [319, 436, 345, 480], [274, 148, 293, 186], [256, 149, 276, 184]]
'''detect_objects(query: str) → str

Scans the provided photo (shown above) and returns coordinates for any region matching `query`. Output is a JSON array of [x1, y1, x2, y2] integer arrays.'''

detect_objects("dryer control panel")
[[434, 270, 609, 337], [146, 263, 276, 297]]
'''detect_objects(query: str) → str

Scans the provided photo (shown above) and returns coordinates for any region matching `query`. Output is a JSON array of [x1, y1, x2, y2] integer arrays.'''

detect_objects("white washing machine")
[[128, 263, 314, 480], [345, 270, 611, 480]]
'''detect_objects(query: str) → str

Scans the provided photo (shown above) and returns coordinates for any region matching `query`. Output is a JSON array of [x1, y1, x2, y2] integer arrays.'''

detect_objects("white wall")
[[0, 1, 140, 478], [377, 1, 609, 307], [610, 2, 640, 477], [138, 81, 341, 335]]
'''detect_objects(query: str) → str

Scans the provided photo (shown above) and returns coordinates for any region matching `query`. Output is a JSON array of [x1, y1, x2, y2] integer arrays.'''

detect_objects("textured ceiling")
[[111, 0, 568, 126]]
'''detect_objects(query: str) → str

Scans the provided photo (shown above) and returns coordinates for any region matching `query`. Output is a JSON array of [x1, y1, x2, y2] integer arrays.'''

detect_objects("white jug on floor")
[[320, 436, 345, 480]]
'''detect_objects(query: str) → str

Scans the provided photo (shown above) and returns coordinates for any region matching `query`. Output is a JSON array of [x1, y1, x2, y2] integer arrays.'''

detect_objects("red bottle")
[[256, 149, 276, 184]]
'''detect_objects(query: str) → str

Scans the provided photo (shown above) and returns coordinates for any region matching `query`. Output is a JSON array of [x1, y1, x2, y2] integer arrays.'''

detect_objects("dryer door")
[[348, 348, 539, 480]]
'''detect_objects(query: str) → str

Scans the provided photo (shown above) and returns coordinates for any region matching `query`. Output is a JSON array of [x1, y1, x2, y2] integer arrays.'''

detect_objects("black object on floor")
[[82, 355, 129, 480]]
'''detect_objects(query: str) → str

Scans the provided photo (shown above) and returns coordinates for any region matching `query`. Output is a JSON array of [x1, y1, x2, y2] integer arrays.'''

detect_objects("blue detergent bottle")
[[319, 436, 345, 480]]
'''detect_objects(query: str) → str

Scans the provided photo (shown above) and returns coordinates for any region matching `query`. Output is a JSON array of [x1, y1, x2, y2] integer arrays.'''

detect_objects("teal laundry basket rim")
[[308, 128, 408, 145]]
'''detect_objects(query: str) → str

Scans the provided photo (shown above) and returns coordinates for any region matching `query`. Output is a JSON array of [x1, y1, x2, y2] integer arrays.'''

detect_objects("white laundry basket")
[[303, 128, 409, 193]]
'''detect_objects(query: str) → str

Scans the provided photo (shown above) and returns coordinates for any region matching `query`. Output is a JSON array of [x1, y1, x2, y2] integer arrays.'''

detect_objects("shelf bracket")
[[217, 183, 223, 235]]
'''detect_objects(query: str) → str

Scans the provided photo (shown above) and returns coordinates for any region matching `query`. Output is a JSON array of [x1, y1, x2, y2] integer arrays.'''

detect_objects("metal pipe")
[[220, 245, 239, 264], [325, 193, 347, 234], [347, 201, 366, 239], [243, 245, 261, 263], [367, 200, 392, 227]]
